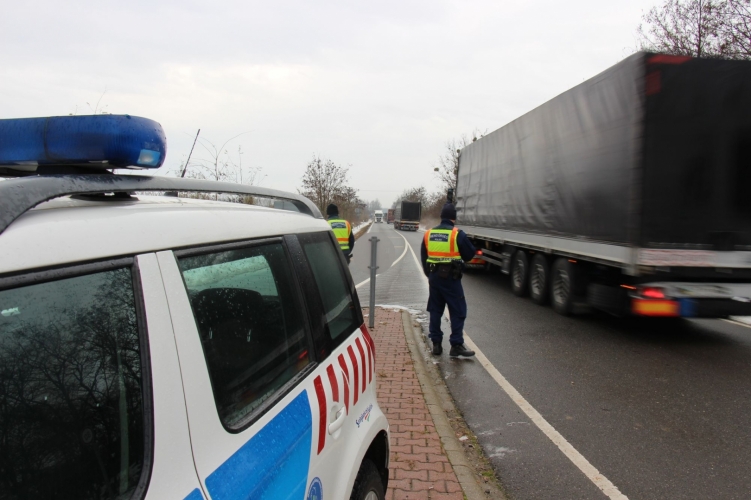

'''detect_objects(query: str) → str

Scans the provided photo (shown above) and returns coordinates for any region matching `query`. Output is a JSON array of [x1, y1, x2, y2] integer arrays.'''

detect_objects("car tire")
[[511, 250, 529, 297], [350, 459, 385, 500], [551, 257, 575, 315], [529, 253, 549, 305]]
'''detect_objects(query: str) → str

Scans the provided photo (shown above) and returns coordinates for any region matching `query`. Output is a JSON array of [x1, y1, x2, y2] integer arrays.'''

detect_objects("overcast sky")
[[1, 0, 656, 207]]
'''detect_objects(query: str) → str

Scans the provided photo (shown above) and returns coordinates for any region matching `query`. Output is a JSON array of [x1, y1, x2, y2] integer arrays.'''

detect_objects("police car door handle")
[[328, 406, 346, 434]]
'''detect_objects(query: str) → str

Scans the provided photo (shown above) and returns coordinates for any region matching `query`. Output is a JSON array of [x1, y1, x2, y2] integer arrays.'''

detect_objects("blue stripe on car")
[[184, 488, 204, 500], [205, 390, 313, 500]]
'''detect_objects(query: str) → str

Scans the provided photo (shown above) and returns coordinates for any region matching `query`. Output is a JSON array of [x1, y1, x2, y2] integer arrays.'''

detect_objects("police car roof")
[[0, 194, 331, 274]]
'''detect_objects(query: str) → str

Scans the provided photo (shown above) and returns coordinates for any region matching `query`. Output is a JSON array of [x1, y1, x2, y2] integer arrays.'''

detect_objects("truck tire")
[[551, 257, 575, 315], [529, 253, 549, 305], [349, 459, 385, 500], [511, 250, 529, 297]]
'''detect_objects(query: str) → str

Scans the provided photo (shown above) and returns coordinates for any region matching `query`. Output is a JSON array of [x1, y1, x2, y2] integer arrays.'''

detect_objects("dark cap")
[[326, 204, 338, 216], [440, 203, 457, 220]]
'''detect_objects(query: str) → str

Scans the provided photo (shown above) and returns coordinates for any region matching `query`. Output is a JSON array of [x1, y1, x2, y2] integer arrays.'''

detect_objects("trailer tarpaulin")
[[457, 53, 645, 245], [458, 52, 751, 250]]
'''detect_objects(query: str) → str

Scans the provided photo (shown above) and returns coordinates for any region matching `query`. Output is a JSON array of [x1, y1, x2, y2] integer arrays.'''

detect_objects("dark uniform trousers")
[[427, 271, 467, 346]]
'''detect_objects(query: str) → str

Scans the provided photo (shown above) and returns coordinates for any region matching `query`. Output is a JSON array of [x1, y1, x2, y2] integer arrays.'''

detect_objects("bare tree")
[[396, 186, 429, 207], [187, 134, 249, 183], [637, 0, 732, 57], [366, 199, 382, 213], [335, 186, 366, 223], [299, 156, 350, 214], [179, 134, 264, 202], [433, 129, 486, 194], [723, 0, 751, 57], [299, 155, 364, 221]]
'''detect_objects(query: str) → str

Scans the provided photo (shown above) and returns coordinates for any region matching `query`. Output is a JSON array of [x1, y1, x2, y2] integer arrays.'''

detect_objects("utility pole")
[[180, 129, 201, 178]]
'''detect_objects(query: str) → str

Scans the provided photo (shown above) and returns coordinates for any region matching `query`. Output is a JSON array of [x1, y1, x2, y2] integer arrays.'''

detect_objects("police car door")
[[292, 231, 382, 500], [155, 234, 374, 500]]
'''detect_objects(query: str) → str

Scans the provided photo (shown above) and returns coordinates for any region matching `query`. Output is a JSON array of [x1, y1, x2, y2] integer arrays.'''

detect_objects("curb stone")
[[400, 310, 508, 500]]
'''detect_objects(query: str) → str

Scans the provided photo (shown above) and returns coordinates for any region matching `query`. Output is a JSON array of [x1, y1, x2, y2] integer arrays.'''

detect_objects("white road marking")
[[400, 231, 629, 500], [390, 235, 410, 268], [355, 229, 409, 289], [400, 230, 424, 273], [722, 318, 751, 329], [355, 278, 369, 289], [463, 336, 628, 500]]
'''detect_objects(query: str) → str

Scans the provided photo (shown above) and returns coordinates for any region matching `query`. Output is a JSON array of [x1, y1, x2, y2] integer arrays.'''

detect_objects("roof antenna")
[[180, 129, 201, 178]]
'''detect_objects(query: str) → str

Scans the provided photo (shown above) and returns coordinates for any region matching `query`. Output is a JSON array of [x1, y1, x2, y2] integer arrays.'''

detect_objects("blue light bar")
[[0, 115, 167, 170]]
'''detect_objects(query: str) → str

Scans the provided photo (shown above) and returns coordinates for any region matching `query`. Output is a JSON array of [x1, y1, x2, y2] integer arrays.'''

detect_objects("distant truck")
[[387, 209, 395, 224], [394, 201, 421, 231], [374, 210, 383, 223], [457, 52, 751, 319]]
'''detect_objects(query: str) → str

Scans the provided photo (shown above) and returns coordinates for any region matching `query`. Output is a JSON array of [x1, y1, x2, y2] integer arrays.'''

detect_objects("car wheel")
[[350, 459, 385, 500], [529, 253, 549, 305], [511, 250, 529, 297]]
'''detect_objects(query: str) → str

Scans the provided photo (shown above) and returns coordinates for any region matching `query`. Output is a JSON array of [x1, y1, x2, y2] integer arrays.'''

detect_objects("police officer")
[[327, 203, 355, 263], [420, 203, 476, 357]]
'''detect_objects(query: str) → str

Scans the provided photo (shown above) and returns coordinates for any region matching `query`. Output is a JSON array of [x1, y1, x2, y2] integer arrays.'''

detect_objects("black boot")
[[449, 344, 475, 357], [432, 342, 443, 355]]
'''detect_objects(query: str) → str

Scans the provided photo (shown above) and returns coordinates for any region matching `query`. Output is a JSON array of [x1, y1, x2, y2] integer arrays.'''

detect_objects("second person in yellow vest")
[[327, 203, 355, 264]]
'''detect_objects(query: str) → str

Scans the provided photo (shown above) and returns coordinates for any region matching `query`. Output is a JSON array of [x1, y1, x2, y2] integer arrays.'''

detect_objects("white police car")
[[0, 115, 389, 500]]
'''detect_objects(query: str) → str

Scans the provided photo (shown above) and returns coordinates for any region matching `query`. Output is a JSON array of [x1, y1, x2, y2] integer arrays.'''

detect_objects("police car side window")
[[177, 242, 310, 430], [298, 232, 360, 346], [0, 267, 147, 500]]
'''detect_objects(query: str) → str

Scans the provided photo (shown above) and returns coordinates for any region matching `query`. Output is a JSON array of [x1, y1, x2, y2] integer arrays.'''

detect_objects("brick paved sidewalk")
[[365, 307, 464, 500]]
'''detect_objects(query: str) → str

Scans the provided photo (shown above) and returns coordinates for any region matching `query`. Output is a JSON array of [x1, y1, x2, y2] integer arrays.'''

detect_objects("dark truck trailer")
[[394, 201, 421, 231], [457, 52, 751, 318], [387, 209, 395, 224]]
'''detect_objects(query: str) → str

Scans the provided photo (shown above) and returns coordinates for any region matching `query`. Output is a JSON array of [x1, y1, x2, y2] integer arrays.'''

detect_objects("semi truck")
[[374, 209, 383, 223], [394, 201, 421, 231], [387, 209, 395, 224], [457, 52, 751, 318]]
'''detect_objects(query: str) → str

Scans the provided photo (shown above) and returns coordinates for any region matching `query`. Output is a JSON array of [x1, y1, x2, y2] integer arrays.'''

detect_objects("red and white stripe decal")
[[360, 326, 374, 383], [313, 376, 327, 454], [313, 327, 377, 455], [338, 353, 350, 413], [355, 338, 367, 394], [347, 345, 359, 406], [326, 364, 339, 403], [360, 325, 376, 362]]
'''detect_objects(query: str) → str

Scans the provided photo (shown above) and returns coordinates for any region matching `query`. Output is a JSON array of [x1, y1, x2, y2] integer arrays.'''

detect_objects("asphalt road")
[[350, 222, 751, 500]]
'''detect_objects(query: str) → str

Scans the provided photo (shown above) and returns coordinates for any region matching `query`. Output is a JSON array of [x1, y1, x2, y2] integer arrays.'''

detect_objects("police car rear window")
[[178, 242, 310, 429], [0, 267, 147, 499], [298, 232, 360, 345]]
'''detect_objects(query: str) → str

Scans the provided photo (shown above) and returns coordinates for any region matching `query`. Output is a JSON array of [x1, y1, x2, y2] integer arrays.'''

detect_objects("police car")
[[0, 115, 389, 500]]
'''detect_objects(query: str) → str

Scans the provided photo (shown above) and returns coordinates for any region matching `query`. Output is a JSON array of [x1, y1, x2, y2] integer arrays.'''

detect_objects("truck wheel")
[[349, 459, 385, 500], [551, 258, 575, 315], [511, 250, 529, 297], [529, 254, 549, 305]]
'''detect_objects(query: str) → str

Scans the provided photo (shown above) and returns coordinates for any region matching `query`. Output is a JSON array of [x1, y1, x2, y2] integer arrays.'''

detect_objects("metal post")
[[368, 236, 379, 328]]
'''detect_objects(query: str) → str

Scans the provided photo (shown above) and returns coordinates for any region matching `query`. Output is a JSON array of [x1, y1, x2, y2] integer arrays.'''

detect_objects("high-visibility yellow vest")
[[424, 227, 461, 264], [329, 218, 352, 251]]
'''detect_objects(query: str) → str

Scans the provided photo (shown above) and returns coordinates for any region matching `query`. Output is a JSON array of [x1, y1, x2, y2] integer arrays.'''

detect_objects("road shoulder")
[[401, 310, 507, 500], [366, 305, 505, 499]]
